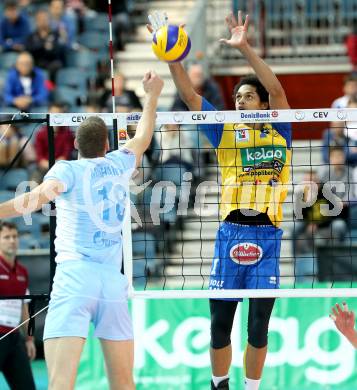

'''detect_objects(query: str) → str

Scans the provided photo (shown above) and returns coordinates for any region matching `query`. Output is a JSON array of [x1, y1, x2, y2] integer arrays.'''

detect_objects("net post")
[[46, 114, 57, 290]]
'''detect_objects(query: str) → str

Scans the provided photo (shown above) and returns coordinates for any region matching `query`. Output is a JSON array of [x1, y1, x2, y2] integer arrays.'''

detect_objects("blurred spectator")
[[346, 27, 357, 72], [49, 0, 77, 49], [0, 221, 36, 390], [102, 73, 142, 112], [0, 123, 36, 170], [343, 94, 357, 166], [84, 103, 100, 113], [156, 124, 194, 171], [172, 63, 225, 111], [331, 73, 357, 109], [3, 52, 49, 110], [88, 0, 132, 50], [321, 121, 347, 163], [65, 0, 93, 34], [26, 9, 66, 81], [32, 102, 74, 183], [293, 148, 351, 257], [0, 0, 31, 53]]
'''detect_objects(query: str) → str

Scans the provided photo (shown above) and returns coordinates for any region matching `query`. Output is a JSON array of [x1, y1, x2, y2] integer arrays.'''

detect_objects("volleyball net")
[[1, 108, 357, 303]]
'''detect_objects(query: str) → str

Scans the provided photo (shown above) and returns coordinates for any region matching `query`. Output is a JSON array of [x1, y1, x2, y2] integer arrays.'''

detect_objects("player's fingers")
[[153, 12, 161, 30], [237, 10, 242, 26], [343, 302, 349, 312], [332, 307, 339, 317], [225, 13, 234, 30], [154, 11, 162, 29], [336, 303, 344, 314], [148, 14, 156, 30], [219, 38, 229, 45], [330, 314, 337, 322], [143, 71, 151, 82], [146, 24, 154, 34], [244, 14, 250, 30]]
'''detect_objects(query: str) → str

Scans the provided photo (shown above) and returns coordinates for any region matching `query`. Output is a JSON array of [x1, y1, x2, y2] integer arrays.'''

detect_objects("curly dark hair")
[[233, 75, 269, 105]]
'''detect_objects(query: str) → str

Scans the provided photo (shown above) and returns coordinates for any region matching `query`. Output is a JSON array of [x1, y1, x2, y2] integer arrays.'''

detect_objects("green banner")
[[76, 297, 357, 390]]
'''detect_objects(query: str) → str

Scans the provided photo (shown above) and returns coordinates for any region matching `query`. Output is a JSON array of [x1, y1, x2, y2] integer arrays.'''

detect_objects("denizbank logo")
[[240, 112, 272, 121], [241, 147, 286, 166]]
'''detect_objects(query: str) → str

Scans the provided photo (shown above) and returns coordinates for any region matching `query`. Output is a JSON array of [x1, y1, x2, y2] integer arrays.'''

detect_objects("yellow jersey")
[[200, 98, 292, 227]]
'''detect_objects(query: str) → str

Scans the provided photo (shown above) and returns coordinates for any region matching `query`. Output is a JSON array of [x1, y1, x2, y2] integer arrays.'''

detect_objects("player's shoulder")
[[106, 148, 136, 166]]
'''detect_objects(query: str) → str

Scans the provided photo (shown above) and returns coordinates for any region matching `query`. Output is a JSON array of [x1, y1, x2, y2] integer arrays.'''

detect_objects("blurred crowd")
[[0, 0, 226, 257], [294, 73, 357, 279]]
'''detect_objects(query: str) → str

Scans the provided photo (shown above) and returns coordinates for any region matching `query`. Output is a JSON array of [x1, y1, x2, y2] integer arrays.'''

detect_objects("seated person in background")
[[49, 0, 77, 49], [293, 148, 351, 257], [156, 124, 194, 171], [4, 51, 49, 110], [331, 302, 357, 348], [32, 102, 74, 183], [321, 121, 347, 163], [0, 0, 31, 53], [88, 0, 132, 50], [26, 9, 66, 81], [84, 103, 101, 113], [171, 62, 225, 111], [346, 27, 357, 72], [331, 73, 357, 109], [344, 94, 357, 166], [65, 0, 95, 34], [0, 123, 36, 170], [102, 73, 142, 113]]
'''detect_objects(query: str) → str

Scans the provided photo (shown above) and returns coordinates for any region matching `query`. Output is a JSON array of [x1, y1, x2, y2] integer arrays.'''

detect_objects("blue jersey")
[[44, 149, 136, 266]]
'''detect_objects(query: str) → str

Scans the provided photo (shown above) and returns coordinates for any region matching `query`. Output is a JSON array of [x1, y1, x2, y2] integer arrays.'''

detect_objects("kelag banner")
[[77, 297, 357, 390]]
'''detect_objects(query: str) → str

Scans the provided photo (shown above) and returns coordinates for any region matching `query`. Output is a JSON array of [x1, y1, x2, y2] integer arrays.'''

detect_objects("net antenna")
[[49, 108, 357, 299]]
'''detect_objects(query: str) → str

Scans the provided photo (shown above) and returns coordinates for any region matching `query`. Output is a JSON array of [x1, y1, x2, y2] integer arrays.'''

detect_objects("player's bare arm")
[[0, 179, 65, 219], [220, 10, 289, 110], [124, 71, 163, 166]]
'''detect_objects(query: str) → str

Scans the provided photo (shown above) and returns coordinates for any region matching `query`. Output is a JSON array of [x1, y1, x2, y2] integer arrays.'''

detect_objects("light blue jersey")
[[44, 149, 136, 267]]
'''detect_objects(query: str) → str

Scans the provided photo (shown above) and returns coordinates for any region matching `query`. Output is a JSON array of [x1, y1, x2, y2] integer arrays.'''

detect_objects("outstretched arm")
[[123, 71, 163, 166], [220, 11, 289, 110], [167, 63, 202, 111], [330, 302, 357, 348], [0, 179, 64, 219]]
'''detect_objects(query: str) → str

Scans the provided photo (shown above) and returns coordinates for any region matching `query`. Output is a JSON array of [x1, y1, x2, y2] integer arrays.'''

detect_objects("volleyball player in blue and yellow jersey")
[[150, 10, 291, 390]]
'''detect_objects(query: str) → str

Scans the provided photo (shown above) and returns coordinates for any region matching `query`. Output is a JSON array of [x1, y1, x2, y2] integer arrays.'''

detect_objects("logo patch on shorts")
[[230, 242, 263, 265]]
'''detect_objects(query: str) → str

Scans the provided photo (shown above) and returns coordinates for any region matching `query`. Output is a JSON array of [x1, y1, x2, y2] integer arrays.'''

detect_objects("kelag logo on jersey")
[[241, 146, 286, 170], [230, 243, 263, 265]]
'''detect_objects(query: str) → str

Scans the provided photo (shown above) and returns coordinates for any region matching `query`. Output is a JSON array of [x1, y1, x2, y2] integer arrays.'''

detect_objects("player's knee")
[[210, 313, 232, 349], [247, 313, 270, 348]]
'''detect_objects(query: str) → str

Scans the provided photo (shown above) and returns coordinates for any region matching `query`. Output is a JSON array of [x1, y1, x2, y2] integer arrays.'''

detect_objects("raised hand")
[[147, 11, 168, 34], [330, 302, 356, 338], [142, 71, 164, 97], [219, 10, 249, 49]]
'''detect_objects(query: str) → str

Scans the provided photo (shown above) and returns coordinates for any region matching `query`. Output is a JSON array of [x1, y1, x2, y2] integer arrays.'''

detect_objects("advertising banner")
[[77, 297, 357, 390]]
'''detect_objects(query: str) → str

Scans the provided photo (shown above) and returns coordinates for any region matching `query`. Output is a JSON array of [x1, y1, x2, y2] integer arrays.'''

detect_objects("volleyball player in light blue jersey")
[[0, 71, 164, 390]]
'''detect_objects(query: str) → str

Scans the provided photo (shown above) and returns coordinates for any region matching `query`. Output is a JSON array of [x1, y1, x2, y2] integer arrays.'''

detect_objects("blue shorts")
[[43, 260, 133, 341], [209, 222, 283, 301]]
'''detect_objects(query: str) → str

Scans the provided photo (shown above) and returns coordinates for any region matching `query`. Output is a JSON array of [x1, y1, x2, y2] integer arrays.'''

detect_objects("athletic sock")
[[212, 375, 229, 388], [244, 377, 261, 390]]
